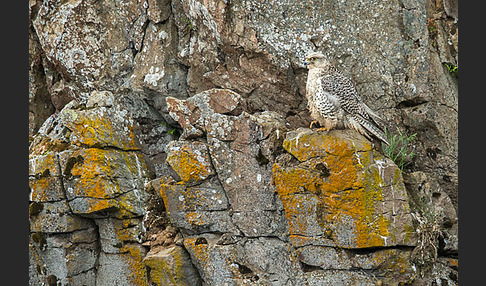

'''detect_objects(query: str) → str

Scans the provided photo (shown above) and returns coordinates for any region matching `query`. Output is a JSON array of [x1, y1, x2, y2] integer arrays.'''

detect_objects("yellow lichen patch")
[[279, 194, 321, 236], [112, 219, 142, 244], [274, 131, 395, 248], [70, 148, 115, 198], [144, 246, 193, 286], [69, 148, 144, 199], [120, 244, 149, 286], [443, 257, 458, 268], [158, 176, 181, 212], [185, 212, 207, 226], [29, 177, 64, 202], [83, 198, 118, 214], [282, 132, 327, 162], [63, 108, 140, 150], [283, 130, 371, 162], [144, 251, 177, 285], [183, 237, 211, 266], [272, 163, 321, 197], [158, 181, 171, 210], [166, 143, 213, 183], [29, 153, 60, 176]]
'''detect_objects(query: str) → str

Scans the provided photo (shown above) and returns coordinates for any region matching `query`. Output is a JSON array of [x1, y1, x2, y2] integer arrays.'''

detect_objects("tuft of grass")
[[444, 63, 458, 78], [168, 128, 177, 135], [158, 121, 179, 136], [180, 16, 194, 30], [382, 128, 417, 171]]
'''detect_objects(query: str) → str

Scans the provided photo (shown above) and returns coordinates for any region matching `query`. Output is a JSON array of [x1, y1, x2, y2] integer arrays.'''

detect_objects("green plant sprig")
[[444, 63, 458, 77], [382, 128, 417, 171]]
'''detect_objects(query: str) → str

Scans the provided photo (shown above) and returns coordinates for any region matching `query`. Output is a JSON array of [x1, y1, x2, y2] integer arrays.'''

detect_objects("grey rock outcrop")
[[29, 0, 458, 285]]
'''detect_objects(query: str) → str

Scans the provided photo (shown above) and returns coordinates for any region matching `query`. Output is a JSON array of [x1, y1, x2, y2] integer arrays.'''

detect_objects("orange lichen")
[[271, 163, 322, 197], [63, 148, 147, 216], [166, 143, 212, 183], [185, 212, 206, 226], [120, 244, 149, 286], [29, 177, 62, 202], [64, 108, 140, 150], [184, 237, 211, 265], [282, 130, 370, 162], [69, 149, 145, 198], [144, 246, 190, 286], [274, 131, 394, 248]]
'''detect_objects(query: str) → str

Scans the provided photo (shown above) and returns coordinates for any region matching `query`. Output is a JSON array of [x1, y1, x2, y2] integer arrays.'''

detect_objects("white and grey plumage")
[[304, 52, 389, 145]]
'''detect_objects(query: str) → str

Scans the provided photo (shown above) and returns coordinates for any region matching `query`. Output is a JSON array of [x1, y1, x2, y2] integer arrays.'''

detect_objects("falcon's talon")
[[316, 127, 329, 132], [309, 120, 319, 129]]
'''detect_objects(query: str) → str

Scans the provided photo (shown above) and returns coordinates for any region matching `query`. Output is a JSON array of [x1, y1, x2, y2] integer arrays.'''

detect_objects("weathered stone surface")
[[29, 21, 55, 137], [274, 128, 417, 249], [143, 245, 201, 286], [164, 179, 228, 212], [183, 235, 301, 285], [32, 0, 143, 95], [96, 244, 149, 286], [29, 153, 65, 202], [29, 200, 95, 234], [29, 228, 99, 286], [29, 0, 458, 284], [165, 89, 289, 238], [166, 140, 214, 183], [166, 88, 245, 139], [59, 106, 141, 151], [301, 270, 382, 286], [160, 89, 420, 285], [60, 148, 148, 218], [29, 90, 155, 285], [298, 246, 415, 284], [157, 172, 238, 235], [404, 171, 458, 254]]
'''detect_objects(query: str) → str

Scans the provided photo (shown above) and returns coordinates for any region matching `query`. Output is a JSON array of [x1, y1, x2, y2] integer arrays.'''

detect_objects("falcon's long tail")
[[351, 115, 390, 146]]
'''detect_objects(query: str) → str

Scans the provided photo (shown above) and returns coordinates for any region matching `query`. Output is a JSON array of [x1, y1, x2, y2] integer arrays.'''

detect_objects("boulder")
[[273, 128, 417, 249], [143, 245, 201, 286], [29, 0, 458, 283], [160, 88, 418, 285], [29, 92, 153, 285]]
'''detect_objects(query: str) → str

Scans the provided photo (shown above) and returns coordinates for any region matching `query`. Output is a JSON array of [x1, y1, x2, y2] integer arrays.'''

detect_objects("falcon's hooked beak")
[[303, 60, 310, 67]]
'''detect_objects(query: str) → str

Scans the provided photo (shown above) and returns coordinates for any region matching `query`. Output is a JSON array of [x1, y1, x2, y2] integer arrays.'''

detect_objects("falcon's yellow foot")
[[316, 127, 329, 132], [309, 120, 319, 129]]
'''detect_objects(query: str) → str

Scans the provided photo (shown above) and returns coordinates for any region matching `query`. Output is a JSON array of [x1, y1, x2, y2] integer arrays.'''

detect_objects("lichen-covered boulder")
[[29, 0, 458, 283], [143, 245, 202, 286], [273, 128, 417, 249], [29, 91, 153, 286], [159, 88, 419, 285]]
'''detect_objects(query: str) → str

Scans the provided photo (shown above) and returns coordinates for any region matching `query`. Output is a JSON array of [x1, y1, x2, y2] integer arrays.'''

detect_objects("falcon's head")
[[304, 52, 330, 69]]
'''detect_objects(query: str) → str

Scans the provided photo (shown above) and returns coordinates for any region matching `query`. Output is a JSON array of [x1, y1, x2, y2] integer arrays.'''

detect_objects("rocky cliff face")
[[29, 0, 457, 285]]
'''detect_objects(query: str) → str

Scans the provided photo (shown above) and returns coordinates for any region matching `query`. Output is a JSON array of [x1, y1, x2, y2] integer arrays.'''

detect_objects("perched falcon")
[[304, 52, 389, 145]]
